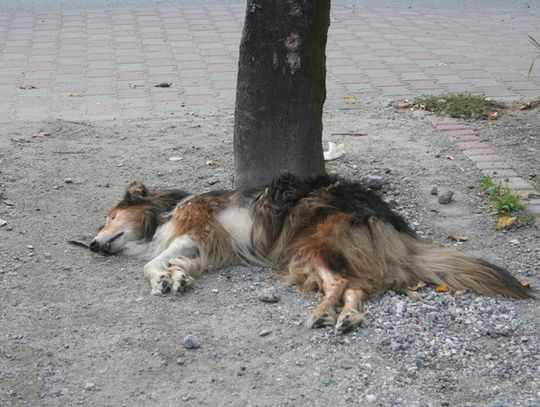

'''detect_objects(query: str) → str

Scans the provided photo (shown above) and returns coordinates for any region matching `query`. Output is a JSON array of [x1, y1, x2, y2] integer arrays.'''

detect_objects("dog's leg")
[[143, 236, 200, 295], [168, 256, 201, 293], [305, 266, 347, 329], [335, 287, 367, 333]]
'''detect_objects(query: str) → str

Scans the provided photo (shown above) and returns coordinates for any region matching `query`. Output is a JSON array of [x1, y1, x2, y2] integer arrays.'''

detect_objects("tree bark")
[[233, 0, 330, 189]]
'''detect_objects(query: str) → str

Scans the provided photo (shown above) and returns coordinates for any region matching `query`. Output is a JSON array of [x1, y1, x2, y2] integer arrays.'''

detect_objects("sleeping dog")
[[90, 174, 532, 332]]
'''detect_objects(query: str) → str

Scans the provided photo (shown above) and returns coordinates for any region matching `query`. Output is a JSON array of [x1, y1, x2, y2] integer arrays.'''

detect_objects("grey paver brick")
[[0, 4, 538, 123]]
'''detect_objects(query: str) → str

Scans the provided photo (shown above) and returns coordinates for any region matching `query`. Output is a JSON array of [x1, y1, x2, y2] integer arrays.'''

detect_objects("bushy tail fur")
[[408, 241, 533, 299]]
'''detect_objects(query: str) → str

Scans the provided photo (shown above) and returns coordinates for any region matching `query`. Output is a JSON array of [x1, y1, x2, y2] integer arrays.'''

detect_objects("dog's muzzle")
[[89, 232, 124, 254]]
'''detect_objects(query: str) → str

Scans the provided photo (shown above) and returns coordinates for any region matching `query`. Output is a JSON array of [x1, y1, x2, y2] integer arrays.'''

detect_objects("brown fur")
[[92, 174, 534, 333], [172, 195, 236, 268]]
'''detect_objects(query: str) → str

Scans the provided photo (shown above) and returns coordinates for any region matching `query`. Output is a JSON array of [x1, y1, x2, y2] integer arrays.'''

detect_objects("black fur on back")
[[260, 173, 416, 238]]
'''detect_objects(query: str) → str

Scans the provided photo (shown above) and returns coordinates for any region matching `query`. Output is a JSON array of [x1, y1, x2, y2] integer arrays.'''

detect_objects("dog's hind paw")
[[335, 309, 366, 333], [150, 274, 172, 295], [305, 309, 337, 329], [170, 268, 194, 293]]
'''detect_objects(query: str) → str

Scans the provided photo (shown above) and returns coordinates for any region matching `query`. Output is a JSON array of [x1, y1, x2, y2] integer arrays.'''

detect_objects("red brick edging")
[[426, 114, 540, 217]]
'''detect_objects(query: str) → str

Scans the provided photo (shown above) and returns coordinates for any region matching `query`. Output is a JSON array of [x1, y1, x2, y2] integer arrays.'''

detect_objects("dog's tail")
[[408, 241, 533, 299]]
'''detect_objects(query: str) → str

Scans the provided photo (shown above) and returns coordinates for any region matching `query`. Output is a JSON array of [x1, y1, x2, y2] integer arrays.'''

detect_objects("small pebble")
[[396, 301, 407, 316], [438, 190, 454, 204], [64, 178, 73, 184], [183, 335, 201, 349], [430, 186, 438, 195], [365, 175, 389, 190], [259, 329, 271, 337], [390, 341, 402, 352], [365, 394, 377, 403], [237, 366, 247, 376], [84, 383, 95, 391], [258, 287, 280, 303]]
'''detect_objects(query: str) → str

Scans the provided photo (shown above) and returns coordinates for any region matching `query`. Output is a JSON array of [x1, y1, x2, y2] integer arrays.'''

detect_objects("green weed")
[[481, 175, 525, 215], [392, 282, 408, 295], [481, 175, 498, 190], [528, 35, 540, 76], [490, 188, 524, 214], [516, 212, 536, 227], [415, 93, 505, 118]]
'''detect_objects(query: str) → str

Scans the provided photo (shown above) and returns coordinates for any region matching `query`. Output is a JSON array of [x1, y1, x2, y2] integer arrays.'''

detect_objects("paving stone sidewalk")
[[1, 3, 539, 216], [0, 4, 539, 122]]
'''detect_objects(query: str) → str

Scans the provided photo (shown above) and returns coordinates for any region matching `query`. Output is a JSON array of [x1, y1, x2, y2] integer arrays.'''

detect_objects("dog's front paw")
[[335, 309, 366, 333], [150, 274, 172, 295], [169, 264, 195, 293], [305, 309, 337, 329]]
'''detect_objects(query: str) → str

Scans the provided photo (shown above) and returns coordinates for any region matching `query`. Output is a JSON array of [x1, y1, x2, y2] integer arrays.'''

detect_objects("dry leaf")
[[519, 101, 532, 110], [407, 291, 422, 301], [68, 92, 81, 97], [488, 112, 499, 120], [448, 235, 469, 242], [168, 156, 183, 161], [3, 200, 14, 207], [520, 280, 532, 289], [495, 214, 517, 230], [396, 101, 411, 109], [435, 284, 450, 293], [155, 82, 172, 88], [451, 292, 463, 299], [19, 85, 36, 90], [206, 160, 216, 166], [0, 218, 7, 227], [517, 191, 537, 200], [484, 97, 492, 102], [408, 281, 426, 291], [445, 155, 454, 160], [128, 83, 144, 89], [344, 96, 357, 105]]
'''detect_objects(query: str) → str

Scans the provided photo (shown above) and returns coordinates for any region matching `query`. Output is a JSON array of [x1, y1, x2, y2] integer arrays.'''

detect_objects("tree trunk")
[[233, 0, 330, 189]]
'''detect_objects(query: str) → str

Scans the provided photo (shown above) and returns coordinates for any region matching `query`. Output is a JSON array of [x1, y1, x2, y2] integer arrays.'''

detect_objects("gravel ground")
[[0, 105, 539, 406]]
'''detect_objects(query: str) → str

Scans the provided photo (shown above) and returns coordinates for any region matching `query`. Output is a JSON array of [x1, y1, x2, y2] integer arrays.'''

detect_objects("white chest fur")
[[216, 207, 253, 249]]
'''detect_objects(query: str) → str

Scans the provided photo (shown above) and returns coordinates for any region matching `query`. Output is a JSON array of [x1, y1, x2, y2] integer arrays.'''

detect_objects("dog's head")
[[90, 182, 188, 254]]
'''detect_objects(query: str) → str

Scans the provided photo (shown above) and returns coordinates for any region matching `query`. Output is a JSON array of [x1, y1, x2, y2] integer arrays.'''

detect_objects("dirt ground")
[[0, 105, 539, 407]]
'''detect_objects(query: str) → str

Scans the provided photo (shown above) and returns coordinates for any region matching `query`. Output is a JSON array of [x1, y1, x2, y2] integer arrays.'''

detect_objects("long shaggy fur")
[[91, 173, 533, 332]]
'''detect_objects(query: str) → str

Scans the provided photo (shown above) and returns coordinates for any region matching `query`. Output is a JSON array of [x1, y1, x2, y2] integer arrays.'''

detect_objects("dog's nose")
[[89, 239, 100, 252]]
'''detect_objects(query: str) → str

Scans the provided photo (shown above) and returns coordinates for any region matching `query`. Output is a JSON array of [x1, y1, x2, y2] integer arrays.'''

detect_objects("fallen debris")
[[323, 142, 345, 161]]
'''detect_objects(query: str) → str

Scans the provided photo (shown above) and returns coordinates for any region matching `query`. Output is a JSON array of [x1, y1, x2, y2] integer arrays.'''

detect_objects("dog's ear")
[[124, 182, 147, 202]]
